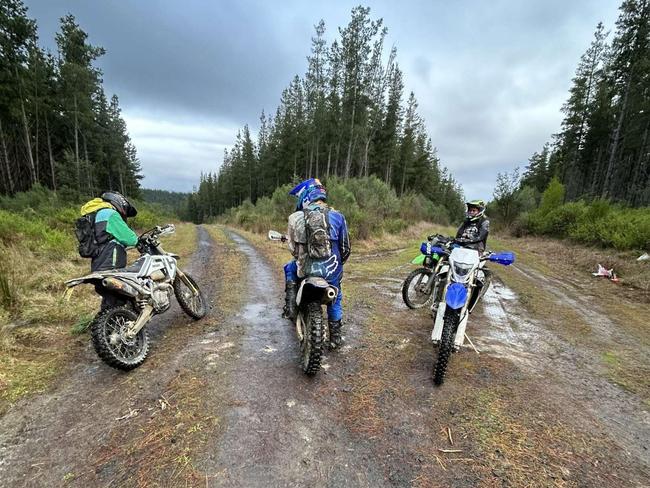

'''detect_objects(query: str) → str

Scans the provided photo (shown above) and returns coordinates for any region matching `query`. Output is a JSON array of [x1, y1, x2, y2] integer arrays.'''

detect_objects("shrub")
[[219, 177, 450, 240], [538, 177, 565, 216], [526, 198, 650, 250]]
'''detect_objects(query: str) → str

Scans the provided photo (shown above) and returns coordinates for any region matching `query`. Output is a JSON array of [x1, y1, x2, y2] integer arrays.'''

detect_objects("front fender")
[[445, 282, 467, 310]]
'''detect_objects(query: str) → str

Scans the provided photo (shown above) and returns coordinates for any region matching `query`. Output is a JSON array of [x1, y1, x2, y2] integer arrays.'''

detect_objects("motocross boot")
[[328, 320, 343, 349], [283, 281, 298, 321]]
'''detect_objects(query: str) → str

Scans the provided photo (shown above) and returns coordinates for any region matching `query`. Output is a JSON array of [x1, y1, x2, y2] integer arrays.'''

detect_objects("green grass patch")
[[70, 314, 94, 335]]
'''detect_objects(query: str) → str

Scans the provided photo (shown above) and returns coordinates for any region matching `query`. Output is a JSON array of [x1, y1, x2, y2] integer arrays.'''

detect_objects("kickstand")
[[465, 334, 480, 354]]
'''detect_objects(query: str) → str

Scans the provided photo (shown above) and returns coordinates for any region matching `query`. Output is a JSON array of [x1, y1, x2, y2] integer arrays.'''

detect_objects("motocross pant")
[[283, 260, 343, 322]]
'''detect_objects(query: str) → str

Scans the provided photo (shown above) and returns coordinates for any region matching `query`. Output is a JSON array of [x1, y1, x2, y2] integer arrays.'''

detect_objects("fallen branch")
[[115, 408, 139, 421], [435, 455, 447, 471], [438, 449, 463, 453], [447, 426, 453, 445]]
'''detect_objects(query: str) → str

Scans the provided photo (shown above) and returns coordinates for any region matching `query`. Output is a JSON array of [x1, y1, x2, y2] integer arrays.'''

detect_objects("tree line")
[[515, 0, 649, 208], [0, 0, 141, 199], [188, 6, 464, 223]]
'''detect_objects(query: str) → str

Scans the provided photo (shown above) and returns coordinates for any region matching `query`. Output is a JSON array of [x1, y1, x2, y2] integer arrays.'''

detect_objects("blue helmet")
[[289, 178, 327, 210]]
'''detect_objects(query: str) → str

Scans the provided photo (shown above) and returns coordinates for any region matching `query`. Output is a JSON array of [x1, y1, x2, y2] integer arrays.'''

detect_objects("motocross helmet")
[[465, 199, 486, 221], [101, 191, 138, 219], [289, 178, 327, 211]]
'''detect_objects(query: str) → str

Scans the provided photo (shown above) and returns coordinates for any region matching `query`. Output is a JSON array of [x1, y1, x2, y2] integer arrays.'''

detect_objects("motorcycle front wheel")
[[433, 309, 459, 386], [91, 306, 150, 371], [298, 301, 324, 375], [174, 273, 207, 319], [402, 268, 434, 309]]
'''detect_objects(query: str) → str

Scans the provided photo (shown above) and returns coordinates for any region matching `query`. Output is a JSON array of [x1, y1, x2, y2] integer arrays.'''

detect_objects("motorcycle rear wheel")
[[91, 306, 149, 371], [402, 268, 434, 309], [174, 273, 207, 319], [433, 310, 458, 385], [298, 301, 323, 375]]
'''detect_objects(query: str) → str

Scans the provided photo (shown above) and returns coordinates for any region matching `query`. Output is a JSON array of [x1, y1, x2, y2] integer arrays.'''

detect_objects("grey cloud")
[[25, 0, 622, 197]]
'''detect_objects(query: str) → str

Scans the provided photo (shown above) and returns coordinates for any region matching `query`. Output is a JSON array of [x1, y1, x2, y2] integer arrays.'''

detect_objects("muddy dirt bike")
[[268, 230, 339, 376], [402, 234, 452, 308], [65, 224, 207, 370], [430, 243, 515, 385]]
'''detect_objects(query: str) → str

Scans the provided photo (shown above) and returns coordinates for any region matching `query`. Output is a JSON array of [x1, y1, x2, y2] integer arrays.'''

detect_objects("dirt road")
[[0, 226, 648, 487]]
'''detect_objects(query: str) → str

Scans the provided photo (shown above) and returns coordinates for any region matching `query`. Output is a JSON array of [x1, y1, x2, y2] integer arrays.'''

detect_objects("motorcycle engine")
[[152, 286, 172, 313]]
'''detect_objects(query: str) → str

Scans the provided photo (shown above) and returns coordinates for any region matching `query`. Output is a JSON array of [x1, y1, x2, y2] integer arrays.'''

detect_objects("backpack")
[[75, 212, 99, 258], [303, 206, 332, 259]]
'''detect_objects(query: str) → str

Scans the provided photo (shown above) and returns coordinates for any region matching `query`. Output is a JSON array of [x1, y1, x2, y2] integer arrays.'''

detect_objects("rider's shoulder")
[[95, 207, 118, 222]]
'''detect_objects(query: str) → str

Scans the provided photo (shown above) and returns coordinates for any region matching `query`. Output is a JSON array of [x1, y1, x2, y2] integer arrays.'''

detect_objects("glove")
[[136, 236, 148, 253]]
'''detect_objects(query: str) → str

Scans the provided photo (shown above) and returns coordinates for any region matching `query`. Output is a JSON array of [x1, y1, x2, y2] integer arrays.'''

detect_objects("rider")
[[80, 191, 138, 308], [455, 199, 491, 310], [455, 200, 489, 252], [283, 178, 351, 348]]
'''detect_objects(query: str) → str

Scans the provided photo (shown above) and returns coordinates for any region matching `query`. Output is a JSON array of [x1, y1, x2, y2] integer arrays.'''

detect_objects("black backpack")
[[75, 212, 99, 258]]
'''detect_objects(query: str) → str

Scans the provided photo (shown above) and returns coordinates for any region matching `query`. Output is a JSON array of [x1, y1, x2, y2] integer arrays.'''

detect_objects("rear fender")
[[296, 277, 338, 306], [65, 273, 105, 288]]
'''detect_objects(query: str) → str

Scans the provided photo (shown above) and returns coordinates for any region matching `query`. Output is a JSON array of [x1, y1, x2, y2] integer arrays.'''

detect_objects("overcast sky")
[[25, 0, 622, 200]]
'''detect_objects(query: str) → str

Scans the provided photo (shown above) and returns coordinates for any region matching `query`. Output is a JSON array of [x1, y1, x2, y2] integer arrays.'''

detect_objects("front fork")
[[176, 269, 199, 295], [431, 274, 476, 349]]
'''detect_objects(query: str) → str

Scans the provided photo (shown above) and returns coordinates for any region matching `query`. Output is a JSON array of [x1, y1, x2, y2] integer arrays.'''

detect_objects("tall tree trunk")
[[335, 141, 341, 177], [0, 119, 14, 193], [45, 116, 56, 192], [363, 137, 372, 177], [326, 144, 332, 178], [385, 160, 392, 185], [74, 94, 81, 191], [35, 97, 40, 182], [315, 138, 320, 177], [344, 85, 358, 181], [602, 76, 631, 198], [308, 146, 313, 177], [589, 146, 603, 196], [400, 157, 409, 196], [20, 99, 37, 185], [630, 124, 648, 205], [83, 133, 92, 194], [293, 152, 297, 178]]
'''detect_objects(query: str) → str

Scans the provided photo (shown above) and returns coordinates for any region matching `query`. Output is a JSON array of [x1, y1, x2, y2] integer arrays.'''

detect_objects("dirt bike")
[[268, 230, 338, 376], [65, 224, 207, 370], [401, 234, 451, 308], [430, 242, 515, 385]]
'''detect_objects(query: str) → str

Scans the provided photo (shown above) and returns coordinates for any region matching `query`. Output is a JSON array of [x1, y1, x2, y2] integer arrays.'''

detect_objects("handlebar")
[[137, 224, 175, 253], [268, 230, 288, 242]]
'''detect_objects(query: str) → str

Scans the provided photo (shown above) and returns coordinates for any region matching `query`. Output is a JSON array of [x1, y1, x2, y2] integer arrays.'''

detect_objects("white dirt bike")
[[430, 244, 514, 385], [65, 224, 207, 370]]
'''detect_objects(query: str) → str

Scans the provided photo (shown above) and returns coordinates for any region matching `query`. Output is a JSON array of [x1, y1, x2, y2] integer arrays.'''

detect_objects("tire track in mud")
[[360, 257, 649, 482], [0, 227, 219, 487], [473, 271, 650, 472], [198, 230, 388, 488]]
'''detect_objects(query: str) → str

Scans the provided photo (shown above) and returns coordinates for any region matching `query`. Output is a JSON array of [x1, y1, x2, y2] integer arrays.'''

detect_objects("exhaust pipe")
[[325, 287, 337, 301], [102, 278, 138, 297]]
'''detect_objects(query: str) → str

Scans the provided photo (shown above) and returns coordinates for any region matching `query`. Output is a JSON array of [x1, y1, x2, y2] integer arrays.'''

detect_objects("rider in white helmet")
[[455, 199, 489, 253]]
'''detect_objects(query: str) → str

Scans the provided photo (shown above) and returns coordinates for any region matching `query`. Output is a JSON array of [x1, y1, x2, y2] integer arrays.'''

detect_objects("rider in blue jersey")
[[283, 178, 351, 348]]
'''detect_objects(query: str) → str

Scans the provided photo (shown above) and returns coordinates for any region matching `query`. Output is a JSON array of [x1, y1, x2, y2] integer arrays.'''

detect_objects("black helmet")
[[101, 191, 138, 218]]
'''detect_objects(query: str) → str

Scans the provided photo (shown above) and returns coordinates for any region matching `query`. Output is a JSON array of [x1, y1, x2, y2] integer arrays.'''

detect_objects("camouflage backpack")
[[303, 205, 331, 259]]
